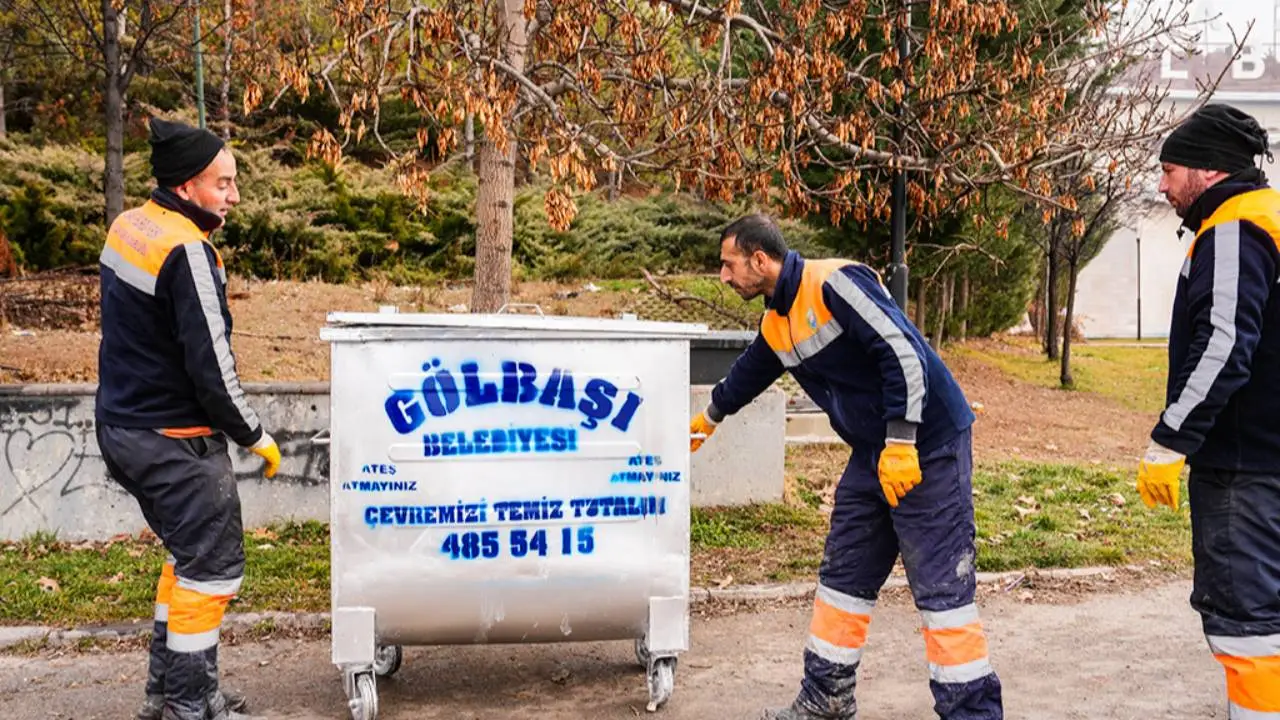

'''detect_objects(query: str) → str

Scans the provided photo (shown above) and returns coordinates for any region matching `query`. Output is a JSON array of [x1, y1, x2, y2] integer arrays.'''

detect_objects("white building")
[[1074, 0, 1280, 338]]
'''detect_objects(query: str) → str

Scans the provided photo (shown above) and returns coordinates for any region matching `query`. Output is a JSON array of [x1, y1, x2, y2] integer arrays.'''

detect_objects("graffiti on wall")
[[0, 398, 115, 526], [1, 395, 330, 532]]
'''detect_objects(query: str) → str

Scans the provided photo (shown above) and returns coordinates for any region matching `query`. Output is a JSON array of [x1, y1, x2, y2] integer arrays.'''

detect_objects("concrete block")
[[0, 626, 47, 650], [785, 411, 842, 444], [689, 385, 786, 506]]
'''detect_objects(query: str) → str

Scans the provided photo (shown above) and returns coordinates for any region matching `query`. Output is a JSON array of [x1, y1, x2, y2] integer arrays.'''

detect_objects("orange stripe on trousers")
[[1216, 654, 1280, 712], [924, 622, 990, 667], [809, 597, 871, 650]]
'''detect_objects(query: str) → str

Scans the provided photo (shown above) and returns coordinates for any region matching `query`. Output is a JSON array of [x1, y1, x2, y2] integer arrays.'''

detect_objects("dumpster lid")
[[320, 312, 709, 341]]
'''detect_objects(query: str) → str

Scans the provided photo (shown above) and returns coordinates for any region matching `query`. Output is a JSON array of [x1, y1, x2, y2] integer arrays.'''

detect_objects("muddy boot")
[[761, 701, 851, 720], [138, 689, 249, 720], [206, 688, 264, 720], [162, 708, 264, 720]]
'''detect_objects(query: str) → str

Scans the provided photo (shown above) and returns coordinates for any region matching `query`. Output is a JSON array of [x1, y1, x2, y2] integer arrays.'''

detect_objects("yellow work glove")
[[690, 412, 718, 453], [879, 441, 922, 508], [1137, 441, 1185, 510], [251, 432, 281, 479]]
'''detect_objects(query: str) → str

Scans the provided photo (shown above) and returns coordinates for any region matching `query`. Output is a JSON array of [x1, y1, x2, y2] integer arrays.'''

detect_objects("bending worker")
[[95, 118, 279, 720], [1138, 103, 1280, 718], [690, 214, 1002, 720]]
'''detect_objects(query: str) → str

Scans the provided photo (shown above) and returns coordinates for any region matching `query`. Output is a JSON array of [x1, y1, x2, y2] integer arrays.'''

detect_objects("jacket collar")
[[1181, 168, 1269, 235], [766, 251, 803, 315], [150, 187, 224, 234]]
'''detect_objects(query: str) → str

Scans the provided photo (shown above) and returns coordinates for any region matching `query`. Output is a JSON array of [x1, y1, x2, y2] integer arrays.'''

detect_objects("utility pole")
[[1136, 235, 1142, 340], [887, 15, 911, 310]]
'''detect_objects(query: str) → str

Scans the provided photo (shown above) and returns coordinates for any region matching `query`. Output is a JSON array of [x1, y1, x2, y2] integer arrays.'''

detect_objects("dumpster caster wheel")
[[373, 644, 402, 677], [348, 672, 378, 720], [645, 657, 676, 712], [634, 638, 651, 668]]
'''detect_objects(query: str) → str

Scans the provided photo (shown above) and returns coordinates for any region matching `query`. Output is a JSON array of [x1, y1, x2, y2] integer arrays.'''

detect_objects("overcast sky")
[[1190, 0, 1276, 50]]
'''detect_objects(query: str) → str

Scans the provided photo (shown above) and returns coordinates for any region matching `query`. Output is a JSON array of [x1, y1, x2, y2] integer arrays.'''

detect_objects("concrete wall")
[[0, 383, 785, 541]]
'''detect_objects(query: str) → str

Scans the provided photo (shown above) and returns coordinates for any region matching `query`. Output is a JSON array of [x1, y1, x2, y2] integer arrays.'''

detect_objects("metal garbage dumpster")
[[319, 310, 708, 720]]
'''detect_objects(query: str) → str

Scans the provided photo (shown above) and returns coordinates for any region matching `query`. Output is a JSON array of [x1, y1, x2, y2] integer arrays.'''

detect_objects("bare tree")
[[13, 0, 185, 225], [0, 0, 11, 139], [287, 0, 1223, 312]]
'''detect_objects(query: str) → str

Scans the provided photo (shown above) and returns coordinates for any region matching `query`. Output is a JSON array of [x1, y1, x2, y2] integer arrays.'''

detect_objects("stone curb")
[[0, 566, 1137, 651]]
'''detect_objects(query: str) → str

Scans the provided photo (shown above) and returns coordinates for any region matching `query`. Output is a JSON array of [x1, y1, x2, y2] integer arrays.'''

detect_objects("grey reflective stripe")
[[795, 318, 844, 358], [805, 635, 865, 666], [1207, 633, 1280, 657], [218, 264, 227, 285], [930, 658, 994, 684], [1163, 222, 1240, 432], [183, 243, 260, 433], [1231, 704, 1280, 719], [154, 603, 169, 622], [100, 244, 157, 296], [167, 627, 219, 653], [921, 603, 980, 629], [166, 555, 176, 565], [176, 575, 243, 596], [826, 272, 926, 423], [816, 584, 876, 616], [1181, 256, 1192, 279], [774, 348, 801, 368]]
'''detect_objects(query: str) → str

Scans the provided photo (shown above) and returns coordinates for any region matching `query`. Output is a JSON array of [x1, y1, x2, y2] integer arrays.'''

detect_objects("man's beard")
[[1169, 175, 1210, 218]]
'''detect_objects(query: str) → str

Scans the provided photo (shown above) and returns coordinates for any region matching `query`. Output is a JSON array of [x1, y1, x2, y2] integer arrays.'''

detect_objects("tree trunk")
[[220, 0, 233, 139], [469, 0, 527, 313], [1045, 239, 1060, 361], [1060, 258, 1079, 387], [0, 57, 7, 139], [915, 279, 927, 332], [930, 279, 950, 351], [958, 268, 969, 341], [101, 0, 125, 227], [472, 137, 516, 312], [465, 114, 475, 165], [935, 274, 954, 349]]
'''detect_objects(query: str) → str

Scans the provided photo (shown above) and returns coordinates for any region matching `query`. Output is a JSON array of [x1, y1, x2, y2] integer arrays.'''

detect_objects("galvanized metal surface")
[[327, 320, 698, 649]]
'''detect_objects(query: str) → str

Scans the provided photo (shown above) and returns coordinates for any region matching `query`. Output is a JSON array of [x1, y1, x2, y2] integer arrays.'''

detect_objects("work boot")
[[139, 688, 249, 720], [160, 708, 265, 720], [760, 701, 852, 720], [206, 688, 265, 720]]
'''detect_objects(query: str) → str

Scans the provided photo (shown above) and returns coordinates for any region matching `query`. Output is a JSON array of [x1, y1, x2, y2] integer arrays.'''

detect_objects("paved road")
[[0, 578, 1226, 719]]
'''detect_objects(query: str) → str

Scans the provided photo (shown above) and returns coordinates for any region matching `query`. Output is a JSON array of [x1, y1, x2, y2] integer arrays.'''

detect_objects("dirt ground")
[[1, 275, 1154, 469], [0, 575, 1224, 719]]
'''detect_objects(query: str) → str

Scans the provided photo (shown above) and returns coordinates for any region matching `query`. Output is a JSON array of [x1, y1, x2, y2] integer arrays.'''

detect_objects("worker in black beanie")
[[148, 117, 227, 188], [1139, 102, 1280, 717], [95, 117, 275, 720], [1157, 102, 1271, 216]]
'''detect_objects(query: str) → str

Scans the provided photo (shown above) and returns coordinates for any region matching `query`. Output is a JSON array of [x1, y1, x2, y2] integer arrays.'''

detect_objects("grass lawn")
[[1, 459, 1190, 627], [952, 337, 1169, 414]]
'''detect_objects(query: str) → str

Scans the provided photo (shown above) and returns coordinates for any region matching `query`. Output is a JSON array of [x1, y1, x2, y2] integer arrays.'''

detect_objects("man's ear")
[[750, 250, 769, 272]]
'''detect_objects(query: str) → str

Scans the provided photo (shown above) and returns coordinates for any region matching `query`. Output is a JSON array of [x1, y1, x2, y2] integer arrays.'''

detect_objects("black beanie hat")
[[148, 117, 225, 187], [1159, 103, 1271, 173]]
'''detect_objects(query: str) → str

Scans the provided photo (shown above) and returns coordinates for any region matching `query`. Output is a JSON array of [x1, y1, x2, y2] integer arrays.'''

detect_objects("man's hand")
[[878, 441, 922, 508], [251, 432, 281, 479], [1137, 441, 1185, 510], [690, 412, 718, 453]]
